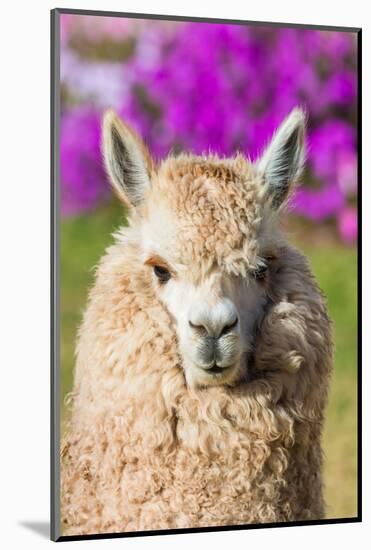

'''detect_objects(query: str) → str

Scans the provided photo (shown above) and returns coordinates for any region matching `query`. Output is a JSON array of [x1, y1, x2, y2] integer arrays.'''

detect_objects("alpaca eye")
[[252, 264, 268, 281], [153, 265, 171, 284]]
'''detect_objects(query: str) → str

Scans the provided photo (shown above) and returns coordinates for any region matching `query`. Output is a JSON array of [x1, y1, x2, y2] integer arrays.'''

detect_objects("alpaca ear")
[[256, 107, 306, 210], [102, 110, 154, 207]]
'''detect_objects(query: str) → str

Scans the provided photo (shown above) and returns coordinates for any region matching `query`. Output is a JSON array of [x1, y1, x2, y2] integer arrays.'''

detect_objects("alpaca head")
[[102, 108, 306, 388]]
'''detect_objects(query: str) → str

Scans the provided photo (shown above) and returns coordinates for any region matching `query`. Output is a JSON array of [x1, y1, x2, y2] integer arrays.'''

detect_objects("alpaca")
[[61, 107, 332, 536]]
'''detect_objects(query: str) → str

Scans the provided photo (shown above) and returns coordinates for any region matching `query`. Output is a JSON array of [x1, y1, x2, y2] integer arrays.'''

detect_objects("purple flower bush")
[[60, 15, 358, 243]]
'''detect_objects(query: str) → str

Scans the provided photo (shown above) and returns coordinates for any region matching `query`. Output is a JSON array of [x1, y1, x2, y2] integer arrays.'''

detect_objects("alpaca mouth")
[[202, 363, 233, 375], [190, 361, 238, 387]]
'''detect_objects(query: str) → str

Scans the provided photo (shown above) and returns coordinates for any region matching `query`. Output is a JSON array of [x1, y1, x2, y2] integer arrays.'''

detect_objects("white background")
[[0, 0, 367, 548]]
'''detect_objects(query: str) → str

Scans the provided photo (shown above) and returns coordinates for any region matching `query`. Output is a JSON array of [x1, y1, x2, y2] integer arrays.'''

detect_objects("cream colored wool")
[[61, 110, 332, 535]]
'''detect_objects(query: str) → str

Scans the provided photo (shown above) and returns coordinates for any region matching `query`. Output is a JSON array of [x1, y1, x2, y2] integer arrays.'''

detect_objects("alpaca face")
[[138, 181, 274, 387], [103, 108, 306, 387], [145, 253, 269, 387]]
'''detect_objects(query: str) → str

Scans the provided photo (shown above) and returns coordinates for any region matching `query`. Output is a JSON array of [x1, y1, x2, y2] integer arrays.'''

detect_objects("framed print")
[[51, 8, 361, 541]]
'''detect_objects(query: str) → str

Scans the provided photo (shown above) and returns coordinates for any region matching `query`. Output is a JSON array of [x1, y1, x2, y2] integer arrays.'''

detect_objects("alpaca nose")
[[188, 300, 239, 339], [189, 317, 238, 338]]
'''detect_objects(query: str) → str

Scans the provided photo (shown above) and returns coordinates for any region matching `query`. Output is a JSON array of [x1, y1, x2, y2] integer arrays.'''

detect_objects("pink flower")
[[337, 150, 357, 197], [338, 206, 358, 244]]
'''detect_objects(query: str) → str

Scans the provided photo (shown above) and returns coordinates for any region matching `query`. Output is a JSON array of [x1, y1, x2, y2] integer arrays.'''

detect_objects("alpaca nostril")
[[188, 320, 209, 338], [219, 316, 238, 337]]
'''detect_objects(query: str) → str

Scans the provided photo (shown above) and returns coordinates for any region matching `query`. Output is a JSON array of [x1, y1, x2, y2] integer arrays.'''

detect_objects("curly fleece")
[[61, 153, 333, 535]]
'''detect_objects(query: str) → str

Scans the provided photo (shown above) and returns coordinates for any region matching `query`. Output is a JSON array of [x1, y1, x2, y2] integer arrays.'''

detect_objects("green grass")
[[60, 200, 125, 409], [296, 241, 358, 519], [60, 203, 358, 520]]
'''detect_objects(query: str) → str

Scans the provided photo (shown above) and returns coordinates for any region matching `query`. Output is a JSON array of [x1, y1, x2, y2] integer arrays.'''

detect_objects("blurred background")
[[59, 14, 358, 520]]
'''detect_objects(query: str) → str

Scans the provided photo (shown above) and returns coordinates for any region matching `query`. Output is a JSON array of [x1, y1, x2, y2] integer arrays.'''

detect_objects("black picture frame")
[[51, 7, 362, 542]]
